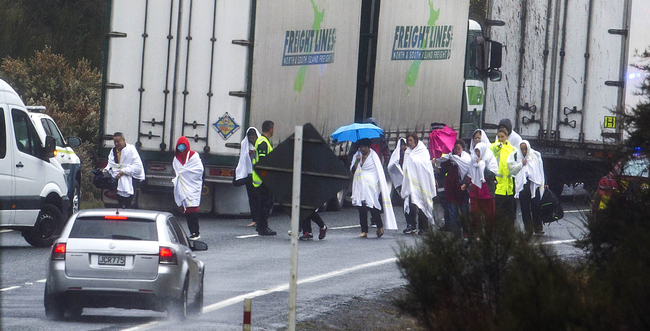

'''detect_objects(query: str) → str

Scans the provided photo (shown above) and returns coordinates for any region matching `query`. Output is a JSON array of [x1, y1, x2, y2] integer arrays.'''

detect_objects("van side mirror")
[[489, 41, 503, 69], [67, 136, 82, 148], [489, 69, 503, 82], [43, 136, 56, 158]]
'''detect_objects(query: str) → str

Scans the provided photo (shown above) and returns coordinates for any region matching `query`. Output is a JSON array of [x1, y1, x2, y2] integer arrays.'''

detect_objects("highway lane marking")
[[236, 225, 361, 239], [0, 229, 13, 233], [542, 239, 577, 245], [236, 234, 259, 239], [122, 257, 398, 331], [564, 209, 590, 214], [0, 286, 21, 292], [36, 279, 46, 283]]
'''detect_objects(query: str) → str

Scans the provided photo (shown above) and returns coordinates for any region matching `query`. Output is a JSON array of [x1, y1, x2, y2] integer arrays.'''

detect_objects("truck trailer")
[[99, 0, 500, 215], [484, 0, 650, 195]]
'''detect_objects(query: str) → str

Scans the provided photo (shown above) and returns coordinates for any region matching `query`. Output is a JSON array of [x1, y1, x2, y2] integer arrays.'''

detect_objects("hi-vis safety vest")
[[252, 135, 273, 187]]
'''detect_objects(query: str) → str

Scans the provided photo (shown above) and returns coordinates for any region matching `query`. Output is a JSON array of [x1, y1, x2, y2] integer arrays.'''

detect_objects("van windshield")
[[69, 218, 158, 241]]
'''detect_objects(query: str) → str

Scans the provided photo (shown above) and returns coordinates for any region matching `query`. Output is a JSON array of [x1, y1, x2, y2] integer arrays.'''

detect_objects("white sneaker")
[[189, 234, 201, 240]]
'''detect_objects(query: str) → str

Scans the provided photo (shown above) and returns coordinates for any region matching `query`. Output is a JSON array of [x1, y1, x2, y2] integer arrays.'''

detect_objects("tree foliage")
[[0, 0, 106, 69], [1, 47, 101, 200]]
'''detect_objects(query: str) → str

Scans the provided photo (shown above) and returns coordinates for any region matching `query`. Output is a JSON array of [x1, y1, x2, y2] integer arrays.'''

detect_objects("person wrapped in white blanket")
[[350, 138, 397, 238], [387, 138, 408, 202], [172, 136, 204, 240], [103, 132, 145, 208], [234, 127, 260, 227], [401, 132, 437, 234], [507, 140, 546, 235]]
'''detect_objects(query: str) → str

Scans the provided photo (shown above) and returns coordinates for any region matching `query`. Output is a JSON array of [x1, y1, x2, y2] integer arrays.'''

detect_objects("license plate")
[[540, 147, 559, 155], [98, 255, 126, 266]]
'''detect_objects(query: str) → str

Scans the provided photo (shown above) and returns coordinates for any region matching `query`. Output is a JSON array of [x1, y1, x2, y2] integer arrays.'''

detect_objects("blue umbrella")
[[331, 123, 384, 142]]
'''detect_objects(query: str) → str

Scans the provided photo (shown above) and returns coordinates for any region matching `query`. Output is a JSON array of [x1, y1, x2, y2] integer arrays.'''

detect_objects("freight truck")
[[483, 0, 650, 195], [99, 0, 501, 215]]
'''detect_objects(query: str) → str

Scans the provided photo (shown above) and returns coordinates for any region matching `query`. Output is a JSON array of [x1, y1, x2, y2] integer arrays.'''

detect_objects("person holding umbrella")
[[349, 138, 397, 238]]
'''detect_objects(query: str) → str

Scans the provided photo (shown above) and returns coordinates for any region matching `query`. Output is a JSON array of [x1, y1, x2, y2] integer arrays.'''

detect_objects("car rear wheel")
[[169, 278, 189, 320], [23, 203, 63, 247], [66, 304, 83, 318], [189, 270, 204, 315], [44, 285, 64, 320]]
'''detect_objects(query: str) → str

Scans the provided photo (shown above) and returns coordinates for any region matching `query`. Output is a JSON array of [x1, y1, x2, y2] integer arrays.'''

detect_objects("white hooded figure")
[[351, 140, 398, 236], [172, 136, 204, 210], [468, 142, 499, 186], [387, 138, 408, 190], [507, 140, 545, 199], [104, 133, 145, 203], [469, 129, 491, 157], [235, 127, 261, 183], [401, 134, 438, 231]]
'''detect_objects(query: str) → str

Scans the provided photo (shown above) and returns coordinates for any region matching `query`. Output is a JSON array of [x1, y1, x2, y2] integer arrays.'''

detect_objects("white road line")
[[542, 239, 577, 245], [122, 257, 397, 331], [24, 282, 33, 285], [328, 225, 360, 230], [236, 234, 259, 239], [36, 279, 46, 283], [0, 229, 13, 233], [564, 209, 590, 214], [0, 286, 21, 292]]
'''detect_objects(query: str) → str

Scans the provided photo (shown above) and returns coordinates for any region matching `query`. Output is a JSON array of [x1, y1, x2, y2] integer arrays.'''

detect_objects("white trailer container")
[[485, 0, 650, 193]]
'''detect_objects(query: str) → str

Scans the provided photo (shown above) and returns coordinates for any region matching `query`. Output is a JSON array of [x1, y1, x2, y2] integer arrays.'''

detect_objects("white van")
[[0, 79, 70, 247], [27, 106, 82, 215]]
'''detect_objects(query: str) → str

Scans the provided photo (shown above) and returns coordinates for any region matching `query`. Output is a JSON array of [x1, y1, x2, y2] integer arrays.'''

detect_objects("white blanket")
[[235, 127, 261, 181], [104, 144, 145, 197], [439, 151, 472, 180], [401, 142, 437, 225], [507, 140, 545, 198], [350, 149, 398, 230], [469, 129, 491, 157], [173, 152, 204, 208], [387, 138, 406, 188], [508, 130, 522, 152], [468, 142, 498, 185]]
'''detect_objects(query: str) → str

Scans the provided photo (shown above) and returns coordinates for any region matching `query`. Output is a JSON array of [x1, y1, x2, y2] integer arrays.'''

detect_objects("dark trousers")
[[495, 194, 516, 227], [519, 182, 542, 233], [117, 194, 134, 209], [359, 206, 383, 233], [406, 204, 429, 231], [253, 184, 274, 231], [470, 198, 496, 233], [245, 181, 259, 223], [301, 212, 325, 234], [186, 212, 200, 236]]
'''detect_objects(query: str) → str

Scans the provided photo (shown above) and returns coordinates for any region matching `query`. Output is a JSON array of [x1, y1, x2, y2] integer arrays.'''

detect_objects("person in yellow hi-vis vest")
[[491, 128, 516, 227], [251, 120, 277, 236]]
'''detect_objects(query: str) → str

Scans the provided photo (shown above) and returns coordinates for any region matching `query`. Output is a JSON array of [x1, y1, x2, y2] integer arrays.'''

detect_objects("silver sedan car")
[[44, 209, 207, 320]]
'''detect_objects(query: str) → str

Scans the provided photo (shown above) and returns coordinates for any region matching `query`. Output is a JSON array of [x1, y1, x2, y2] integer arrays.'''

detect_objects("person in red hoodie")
[[172, 136, 204, 240], [467, 142, 498, 234]]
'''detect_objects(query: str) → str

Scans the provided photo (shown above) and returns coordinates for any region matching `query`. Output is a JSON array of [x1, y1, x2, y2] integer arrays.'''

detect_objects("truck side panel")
[[372, 0, 469, 132], [250, 0, 362, 142]]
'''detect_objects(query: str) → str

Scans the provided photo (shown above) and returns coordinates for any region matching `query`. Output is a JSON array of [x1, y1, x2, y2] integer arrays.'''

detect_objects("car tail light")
[[52, 243, 66, 260], [159, 247, 177, 265]]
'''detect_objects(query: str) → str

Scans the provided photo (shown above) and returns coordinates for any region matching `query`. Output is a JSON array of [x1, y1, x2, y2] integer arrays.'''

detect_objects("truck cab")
[[27, 106, 82, 215], [0, 79, 70, 247]]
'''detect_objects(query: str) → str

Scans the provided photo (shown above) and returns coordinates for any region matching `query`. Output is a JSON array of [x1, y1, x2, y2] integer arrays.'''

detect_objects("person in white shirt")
[[103, 132, 145, 208]]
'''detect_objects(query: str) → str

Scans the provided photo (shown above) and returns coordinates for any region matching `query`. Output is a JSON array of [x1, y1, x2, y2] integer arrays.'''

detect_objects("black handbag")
[[92, 169, 118, 190]]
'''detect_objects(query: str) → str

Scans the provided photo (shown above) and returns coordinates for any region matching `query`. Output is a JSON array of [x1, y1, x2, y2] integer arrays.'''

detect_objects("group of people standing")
[[351, 118, 548, 238]]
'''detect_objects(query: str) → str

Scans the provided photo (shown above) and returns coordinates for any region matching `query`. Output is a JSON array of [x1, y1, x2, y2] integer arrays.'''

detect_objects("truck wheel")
[[44, 284, 64, 320], [23, 204, 64, 247]]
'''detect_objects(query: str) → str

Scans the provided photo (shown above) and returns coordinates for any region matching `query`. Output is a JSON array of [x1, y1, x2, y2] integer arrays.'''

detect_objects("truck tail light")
[[52, 243, 66, 260], [159, 247, 177, 265]]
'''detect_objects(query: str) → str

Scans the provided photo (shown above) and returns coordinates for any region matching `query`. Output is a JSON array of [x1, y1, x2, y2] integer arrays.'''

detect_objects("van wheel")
[[72, 180, 80, 215], [23, 204, 63, 247]]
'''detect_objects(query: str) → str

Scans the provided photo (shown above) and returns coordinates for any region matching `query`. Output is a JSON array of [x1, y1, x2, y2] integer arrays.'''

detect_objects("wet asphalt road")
[[0, 188, 590, 331]]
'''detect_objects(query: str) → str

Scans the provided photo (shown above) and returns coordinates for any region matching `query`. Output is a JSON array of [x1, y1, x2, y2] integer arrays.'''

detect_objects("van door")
[[0, 108, 15, 224], [11, 108, 44, 225]]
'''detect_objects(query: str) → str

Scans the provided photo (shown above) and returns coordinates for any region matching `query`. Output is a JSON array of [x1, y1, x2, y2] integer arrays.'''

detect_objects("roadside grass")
[[80, 198, 104, 210]]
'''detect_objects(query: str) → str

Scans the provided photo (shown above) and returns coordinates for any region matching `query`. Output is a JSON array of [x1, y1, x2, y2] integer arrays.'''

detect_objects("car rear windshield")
[[69, 218, 158, 241], [622, 158, 650, 178]]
